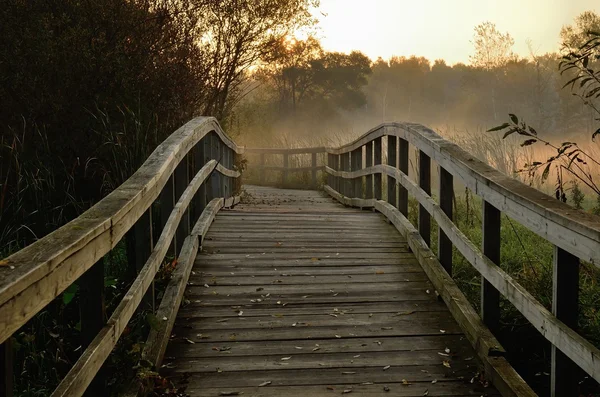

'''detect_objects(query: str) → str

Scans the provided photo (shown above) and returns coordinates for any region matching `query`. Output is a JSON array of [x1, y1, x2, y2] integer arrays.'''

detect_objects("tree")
[[560, 11, 600, 49], [470, 22, 516, 70]]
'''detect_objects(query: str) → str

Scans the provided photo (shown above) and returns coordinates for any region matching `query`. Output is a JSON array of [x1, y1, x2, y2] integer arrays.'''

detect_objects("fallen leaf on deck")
[[401, 379, 411, 385], [258, 381, 271, 387], [383, 365, 391, 370], [184, 338, 195, 344], [442, 360, 451, 368], [394, 311, 415, 316], [342, 389, 353, 394], [281, 356, 292, 361]]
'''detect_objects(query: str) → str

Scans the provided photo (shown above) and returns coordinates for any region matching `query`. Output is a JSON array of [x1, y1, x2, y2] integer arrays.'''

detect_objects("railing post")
[[160, 174, 176, 256], [327, 153, 333, 188], [175, 155, 190, 255], [209, 133, 221, 199], [481, 201, 501, 333], [398, 138, 409, 217], [341, 152, 350, 197], [438, 167, 453, 275], [551, 246, 580, 397], [282, 153, 289, 186], [374, 137, 382, 200], [418, 150, 431, 246], [204, 136, 214, 201], [259, 153, 265, 184], [351, 148, 362, 198], [335, 154, 341, 194], [1, 339, 13, 397], [365, 142, 373, 199], [387, 136, 397, 207], [311, 152, 317, 187], [79, 258, 106, 396], [193, 138, 207, 221]]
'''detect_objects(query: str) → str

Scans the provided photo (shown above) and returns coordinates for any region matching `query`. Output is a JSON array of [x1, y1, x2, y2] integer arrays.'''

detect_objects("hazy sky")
[[314, 0, 599, 65]]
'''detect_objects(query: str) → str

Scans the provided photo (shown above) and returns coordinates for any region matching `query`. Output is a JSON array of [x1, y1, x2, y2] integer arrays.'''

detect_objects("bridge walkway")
[[160, 186, 499, 396]]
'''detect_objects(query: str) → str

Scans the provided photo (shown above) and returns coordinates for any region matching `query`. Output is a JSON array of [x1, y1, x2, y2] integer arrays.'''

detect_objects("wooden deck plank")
[[161, 186, 499, 396]]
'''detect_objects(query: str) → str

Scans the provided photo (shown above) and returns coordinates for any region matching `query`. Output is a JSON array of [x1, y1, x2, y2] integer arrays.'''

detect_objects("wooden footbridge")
[[1, 117, 600, 397]]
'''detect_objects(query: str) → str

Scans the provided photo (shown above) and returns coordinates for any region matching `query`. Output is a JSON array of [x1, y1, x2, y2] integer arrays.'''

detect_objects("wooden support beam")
[[193, 138, 207, 222], [398, 138, 409, 217], [551, 246, 580, 397], [282, 153, 289, 186], [327, 154, 334, 188], [79, 259, 106, 396], [175, 156, 190, 255], [351, 147, 362, 198], [159, 174, 175, 257], [209, 133, 220, 199], [340, 152, 350, 197], [481, 201, 501, 333], [438, 167, 453, 275], [311, 152, 318, 187], [365, 141, 373, 199], [387, 136, 397, 207], [374, 137, 382, 200], [418, 150, 431, 246], [0, 339, 12, 397]]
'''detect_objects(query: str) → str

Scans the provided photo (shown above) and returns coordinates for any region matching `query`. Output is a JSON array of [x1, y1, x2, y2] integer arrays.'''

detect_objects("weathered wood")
[[326, 154, 334, 188], [311, 152, 317, 186], [78, 259, 106, 396], [387, 135, 397, 207], [482, 201, 501, 333], [551, 246, 580, 397], [438, 167, 453, 275], [340, 152, 350, 197], [245, 147, 326, 154], [373, 164, 600, 385], [375, 201, 536, 397], [0, 339, 12, 397], [51, 160, 231, 397], [192, 138, 207, 223], [282, 152, 289, 186], [351, 147, 362, 198], [0, 117, 242, 347], [175, 155, 190, 255], [373, 137, 382, 200], [418, 150, 431, 246], [398, 138, 409, 217], [365, 141, 373, 199]]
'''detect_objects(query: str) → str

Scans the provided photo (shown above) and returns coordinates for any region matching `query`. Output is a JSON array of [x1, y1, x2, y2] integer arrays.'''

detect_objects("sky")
[[313, 0, 599, 65]]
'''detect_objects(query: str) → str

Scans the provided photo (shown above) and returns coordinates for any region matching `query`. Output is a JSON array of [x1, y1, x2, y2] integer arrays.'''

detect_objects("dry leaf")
[[383, 365, 391, 371], [184, 338, 195, 344], [342, 389, 353, 394], [423, 390, 429, 396], [258, 381, 271, 387], [401, 379, 411, 385], [281, 356, 292, 361], [442, 360, 451, 368]]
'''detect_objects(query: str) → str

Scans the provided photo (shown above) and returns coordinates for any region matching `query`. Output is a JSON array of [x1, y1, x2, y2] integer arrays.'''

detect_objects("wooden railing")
[[245, 147, 325, 187], [320, 122, 600, 397], [0, 117, 243, 397]]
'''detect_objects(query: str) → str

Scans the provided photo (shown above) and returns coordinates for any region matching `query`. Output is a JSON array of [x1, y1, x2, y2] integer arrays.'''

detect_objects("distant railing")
[[0, 117, 243, 397], [244, 147, 325, 187], [321, 122, 600, 397]]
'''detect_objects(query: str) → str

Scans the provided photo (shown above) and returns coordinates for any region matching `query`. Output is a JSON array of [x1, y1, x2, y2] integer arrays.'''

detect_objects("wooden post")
[[159, 174, 175, 256], [374, 137, 382, 200], [79, 259, 106, 396], [352, 147, 362, 198], [335, 154, 341, 194], [551, 246, 580, 397], [259, 153, 265, 185], [365, 141, 373, 199], [175, 155, 190, 255], [340, 152, 350, 197], [311, 152, 317, 187], [209, 133, 220, 199], [418, 150, 431, 246], [387, 136, 397, 207], [193, 138, 207, 222], [398, 138, 409, 217], [282, 153, 289, 186], [438, 167, 453, 275], [481, 201, 501, 333], [1, 339, 13, 397]]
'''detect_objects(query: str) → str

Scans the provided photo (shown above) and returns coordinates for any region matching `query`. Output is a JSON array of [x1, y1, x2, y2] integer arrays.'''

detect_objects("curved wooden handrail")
[[0, 116, 241, 345], [322, 122, 600, 396]]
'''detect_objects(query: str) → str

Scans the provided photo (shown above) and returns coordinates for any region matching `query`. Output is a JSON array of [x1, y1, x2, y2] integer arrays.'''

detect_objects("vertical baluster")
[[327, 153, 334, 188], [79, 258, 106, 395], [398, 138, 409, 217], [311, 152, 317, 187], [259, 153, 265, 185], [341, 152, 350, 197], [551, 247, 580, 397], [365, 142, 373, 199], [387, 136, 397, 207], [194, 138, 207, 221], [374, 137, 382, 200], [438, 167, 453, 275], [481, 201, 500, 332], [335, 154, 341, 194], [282, 153, 289, 186], [210, 133, 221, 199], [160, 173, 175, 256], [1, 338, 13, 397], [204, 136, 214, 202], [352, 147, 362, 198], [418, 150, 431, 246], [175, 155, 189, 254]]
